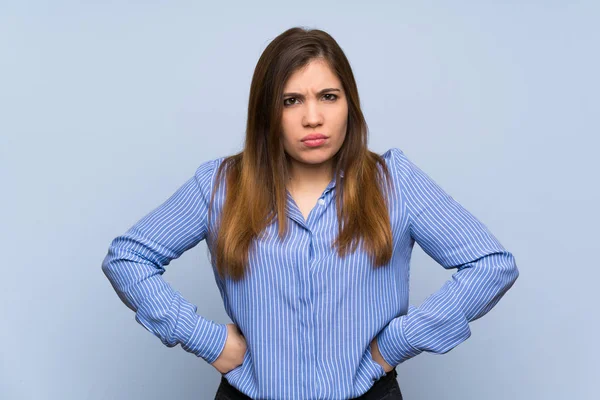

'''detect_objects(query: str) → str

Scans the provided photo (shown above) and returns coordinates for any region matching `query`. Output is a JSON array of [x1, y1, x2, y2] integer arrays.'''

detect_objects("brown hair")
[[208, 26, 394, 281]]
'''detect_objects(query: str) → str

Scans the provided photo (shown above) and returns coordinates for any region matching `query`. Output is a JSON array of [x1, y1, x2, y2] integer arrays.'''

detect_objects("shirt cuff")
[[376, 305, 422, 366], [174, 301, 228, 364]]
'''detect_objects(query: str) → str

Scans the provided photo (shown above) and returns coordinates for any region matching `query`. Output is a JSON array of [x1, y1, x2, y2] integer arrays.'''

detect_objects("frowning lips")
[[301, 133, 328, 141]]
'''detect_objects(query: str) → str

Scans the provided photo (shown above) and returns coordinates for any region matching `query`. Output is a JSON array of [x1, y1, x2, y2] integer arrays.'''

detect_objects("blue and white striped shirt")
[[101, 147, 519, 399]]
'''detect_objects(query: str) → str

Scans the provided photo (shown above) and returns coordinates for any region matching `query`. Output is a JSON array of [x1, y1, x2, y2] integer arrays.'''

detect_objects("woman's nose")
[[303, 101, 324, 126]]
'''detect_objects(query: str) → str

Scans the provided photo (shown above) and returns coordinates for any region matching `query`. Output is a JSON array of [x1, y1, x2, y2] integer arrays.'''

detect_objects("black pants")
[[214, 368, 403, 400]]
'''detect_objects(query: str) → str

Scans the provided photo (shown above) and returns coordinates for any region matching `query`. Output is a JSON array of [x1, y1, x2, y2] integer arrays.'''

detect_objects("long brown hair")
[[208, 27, 394, 281]]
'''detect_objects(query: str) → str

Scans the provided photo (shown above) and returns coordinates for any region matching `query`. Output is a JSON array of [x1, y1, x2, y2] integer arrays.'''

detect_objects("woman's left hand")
[[370, 338, 395, 373]]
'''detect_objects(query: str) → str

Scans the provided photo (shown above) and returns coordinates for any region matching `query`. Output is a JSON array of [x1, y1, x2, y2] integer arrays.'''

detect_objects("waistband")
[[217, 368, 398, 400]]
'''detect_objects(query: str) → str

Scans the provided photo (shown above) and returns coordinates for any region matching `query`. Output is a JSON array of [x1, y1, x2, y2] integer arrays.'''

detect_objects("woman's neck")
[[286, 158, 334, 193]]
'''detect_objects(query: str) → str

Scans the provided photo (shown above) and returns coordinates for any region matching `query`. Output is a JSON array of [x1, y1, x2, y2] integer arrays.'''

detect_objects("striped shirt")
[[101, 147, 519, 399]]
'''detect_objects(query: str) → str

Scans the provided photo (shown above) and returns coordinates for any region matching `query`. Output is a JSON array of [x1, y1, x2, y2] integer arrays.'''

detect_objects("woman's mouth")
[[303, 138, 327, 147], [301, 133, 328, 148]]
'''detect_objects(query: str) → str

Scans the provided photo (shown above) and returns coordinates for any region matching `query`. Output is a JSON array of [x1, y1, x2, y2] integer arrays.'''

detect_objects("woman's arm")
[[101, 158, 228, 364], [376, 148, 519, 367]]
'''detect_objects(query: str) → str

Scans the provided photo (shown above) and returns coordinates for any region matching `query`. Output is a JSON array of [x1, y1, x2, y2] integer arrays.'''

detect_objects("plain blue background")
[[1, 1, 598, 399]]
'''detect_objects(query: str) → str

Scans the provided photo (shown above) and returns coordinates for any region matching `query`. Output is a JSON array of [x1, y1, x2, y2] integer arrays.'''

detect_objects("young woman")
[[102, 27, 519, 400]]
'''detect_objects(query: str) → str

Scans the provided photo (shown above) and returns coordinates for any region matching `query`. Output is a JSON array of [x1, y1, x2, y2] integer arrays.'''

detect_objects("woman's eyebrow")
[[282, 88, 341, 98]]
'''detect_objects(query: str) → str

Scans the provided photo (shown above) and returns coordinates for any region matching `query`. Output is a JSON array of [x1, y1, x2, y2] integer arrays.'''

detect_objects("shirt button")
[[318, 198, 325, 206]]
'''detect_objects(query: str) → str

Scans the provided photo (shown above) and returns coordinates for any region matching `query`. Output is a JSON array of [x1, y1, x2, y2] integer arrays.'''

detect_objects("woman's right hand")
[[211, 323, 247, 374]]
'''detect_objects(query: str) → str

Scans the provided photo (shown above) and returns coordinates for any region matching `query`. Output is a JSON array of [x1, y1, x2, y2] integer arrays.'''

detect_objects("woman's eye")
[[283, 97, 298, 106], [283, 94, 338, 107]]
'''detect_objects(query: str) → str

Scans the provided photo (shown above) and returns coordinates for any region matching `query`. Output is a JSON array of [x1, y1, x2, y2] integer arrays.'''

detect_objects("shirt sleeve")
[[101, 158, 228, 365], [376, 148, 519, 367]]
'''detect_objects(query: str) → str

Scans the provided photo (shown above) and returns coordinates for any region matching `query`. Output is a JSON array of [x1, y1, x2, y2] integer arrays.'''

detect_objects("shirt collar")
[[324, 169, 344, 193]]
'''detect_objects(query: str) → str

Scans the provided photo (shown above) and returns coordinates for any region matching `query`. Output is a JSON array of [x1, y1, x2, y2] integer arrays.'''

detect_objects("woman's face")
[[280, 58, 348, 171]]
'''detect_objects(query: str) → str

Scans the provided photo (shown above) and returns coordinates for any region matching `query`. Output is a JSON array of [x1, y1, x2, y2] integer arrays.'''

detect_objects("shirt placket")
[[288, 185, 333, 398]]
